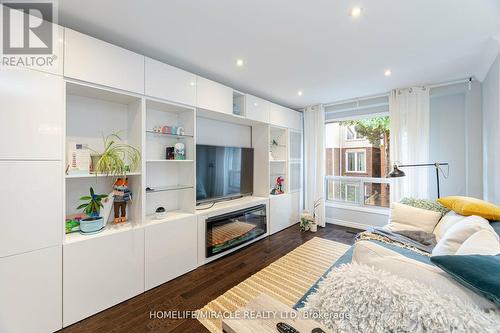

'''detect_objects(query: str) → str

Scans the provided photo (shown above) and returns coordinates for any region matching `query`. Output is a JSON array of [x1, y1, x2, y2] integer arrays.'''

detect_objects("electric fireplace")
[[206, 205, 267, 257]]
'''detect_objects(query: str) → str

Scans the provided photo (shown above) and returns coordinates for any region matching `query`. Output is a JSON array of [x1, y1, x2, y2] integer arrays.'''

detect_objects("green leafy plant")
[[91, 132, 141, 176], [341, 116, 390, 175], [77, 187, 108, 217]]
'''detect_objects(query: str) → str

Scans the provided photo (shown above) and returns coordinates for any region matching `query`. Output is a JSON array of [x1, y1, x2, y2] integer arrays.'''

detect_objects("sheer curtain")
[[389, 87, 430, 201], [304, 104, 325, 227]]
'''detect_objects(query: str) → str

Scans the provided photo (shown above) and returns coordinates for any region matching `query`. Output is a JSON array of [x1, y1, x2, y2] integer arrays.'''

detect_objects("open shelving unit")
[[269, 126, 288, 194], [64, 81, 144, 244], [144, 98, 196, 223]]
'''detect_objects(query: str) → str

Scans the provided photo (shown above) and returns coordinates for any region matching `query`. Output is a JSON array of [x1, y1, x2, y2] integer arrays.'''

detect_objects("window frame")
[[345, 149, 366, 173]]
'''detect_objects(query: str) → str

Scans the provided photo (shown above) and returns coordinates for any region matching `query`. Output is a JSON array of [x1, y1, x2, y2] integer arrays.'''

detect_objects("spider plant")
[[77, 187, 108, 217], [91, 132, 141, 176]]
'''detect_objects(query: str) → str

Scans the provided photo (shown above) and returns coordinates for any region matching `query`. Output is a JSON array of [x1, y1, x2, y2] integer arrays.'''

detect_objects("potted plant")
[[300, 198, 322, 232], [77, 187, 109, 234], [90, 132, 141, 176]]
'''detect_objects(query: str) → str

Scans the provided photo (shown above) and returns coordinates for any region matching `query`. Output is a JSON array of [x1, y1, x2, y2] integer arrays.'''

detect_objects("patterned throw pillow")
[[399, 197, 450, 216]]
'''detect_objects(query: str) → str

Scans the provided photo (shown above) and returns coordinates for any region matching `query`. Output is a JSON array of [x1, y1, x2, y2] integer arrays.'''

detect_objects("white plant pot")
[[310, 223, 318, 232]]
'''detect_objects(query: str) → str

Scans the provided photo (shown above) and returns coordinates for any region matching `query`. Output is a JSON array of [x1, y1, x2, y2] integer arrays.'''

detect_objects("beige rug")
[[197, 237, 350, 333]]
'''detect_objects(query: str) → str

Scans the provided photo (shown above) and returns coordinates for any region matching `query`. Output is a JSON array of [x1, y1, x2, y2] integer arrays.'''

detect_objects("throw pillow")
[[353, 240, 495, 309], [385, 202, 442, 234], [455, 230, 500, 255], [400, 197, 450, 216], [432, 215, 492, 256], [438, 196, 500, 220], [431, 254, 500, 307], [433, 211, 467, 241]]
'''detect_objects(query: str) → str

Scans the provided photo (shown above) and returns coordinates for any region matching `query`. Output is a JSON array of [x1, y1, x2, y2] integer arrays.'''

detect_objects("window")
[[346, 126, 364, 140], [346, 150, 366, 172], [325, 111, 390, 209]]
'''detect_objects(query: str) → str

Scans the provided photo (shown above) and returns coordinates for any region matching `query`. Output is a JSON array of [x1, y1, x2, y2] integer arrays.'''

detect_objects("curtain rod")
[[324, 77, 475, 107]]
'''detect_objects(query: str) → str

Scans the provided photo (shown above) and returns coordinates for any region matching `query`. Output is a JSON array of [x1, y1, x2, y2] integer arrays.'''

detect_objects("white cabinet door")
[[290, 191, 302, 224], [196, 76, 233, 114], [0, 161, 62, 258], [245, 94, 270, 123], [0, 246, 62, 333], [64, 28, 145, 94], [269, 194, 293, 234], [145, 216, 198, 290], [0, 68, 63, 160], [270, 104, 302, 130], [145, 57, 196, 106], [63, 229, 144, 326]]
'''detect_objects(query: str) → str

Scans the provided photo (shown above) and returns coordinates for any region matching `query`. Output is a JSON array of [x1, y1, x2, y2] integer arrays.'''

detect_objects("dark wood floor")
[[60, 224, 360, 333]]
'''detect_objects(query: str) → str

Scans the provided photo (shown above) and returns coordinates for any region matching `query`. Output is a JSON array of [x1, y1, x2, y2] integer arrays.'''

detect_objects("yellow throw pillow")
[[437, 196, 500, 220]]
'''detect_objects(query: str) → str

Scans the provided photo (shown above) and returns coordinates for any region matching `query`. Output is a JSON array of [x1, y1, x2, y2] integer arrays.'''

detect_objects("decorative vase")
[[310, 222, 318, 232], [80, 216, 105, 234]]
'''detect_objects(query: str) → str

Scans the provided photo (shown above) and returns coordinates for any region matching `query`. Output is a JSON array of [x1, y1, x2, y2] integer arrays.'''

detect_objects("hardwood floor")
[[60, 224, 361, 333]]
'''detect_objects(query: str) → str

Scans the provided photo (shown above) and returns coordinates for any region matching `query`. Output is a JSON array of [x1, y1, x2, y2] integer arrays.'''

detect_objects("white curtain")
[[389, 87, 430, 201], [304, 104, 326, 227]]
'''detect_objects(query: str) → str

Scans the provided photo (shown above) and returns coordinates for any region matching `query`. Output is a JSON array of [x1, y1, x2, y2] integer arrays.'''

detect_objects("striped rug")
[[197, 237, 350, 333]]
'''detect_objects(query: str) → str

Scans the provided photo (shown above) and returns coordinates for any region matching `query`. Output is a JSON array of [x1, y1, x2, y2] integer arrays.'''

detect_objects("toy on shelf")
[[153, 125, 162, 133], [65, 213, 87, 234], [174, 142, 186, 160], [166, 146, 175, 160], [270, 176, 285, 195], [155, 207, 167, 220], [113, 178, 133, 224]]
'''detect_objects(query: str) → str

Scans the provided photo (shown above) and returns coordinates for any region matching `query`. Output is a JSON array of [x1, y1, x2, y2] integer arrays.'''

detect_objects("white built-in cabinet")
[[63, 229, 145, 326], [245, 94, 270, 123], [0, 68, 64, 332], [64, 28, 145, 94], [196, 76, 233, 114], [0, 246, 62, 333], [145, 57, 197, 106], [1, 25, 304, 331], [270, 103, 302, 131], [144, 215, 198, 290], [0, 161, 62, 257], [0, 68, 64, 160]]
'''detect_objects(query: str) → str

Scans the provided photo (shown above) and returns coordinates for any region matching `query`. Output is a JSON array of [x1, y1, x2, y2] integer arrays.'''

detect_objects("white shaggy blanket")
[[300, 263, 500, 333]]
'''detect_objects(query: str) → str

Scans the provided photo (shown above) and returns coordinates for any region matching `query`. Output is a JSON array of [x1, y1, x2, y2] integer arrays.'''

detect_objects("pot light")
[[297, 90, 303, 96], [384, 69, 392, 77], [236, 59, 244, 67], [350, 6, 362, 18], [189, 81, 196, 86]]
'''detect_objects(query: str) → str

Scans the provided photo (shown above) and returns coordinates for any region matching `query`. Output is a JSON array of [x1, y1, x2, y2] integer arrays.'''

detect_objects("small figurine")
[[153, 125, 162, 133], [113, 178, 133, 224], [177, 126, 185, 136], [270, 176, 285, 195], [155, 207, 167, 220], [174, 142, 186, 160]]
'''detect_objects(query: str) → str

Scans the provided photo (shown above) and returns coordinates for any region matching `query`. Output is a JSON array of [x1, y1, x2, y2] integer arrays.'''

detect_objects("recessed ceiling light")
[[297, 90, 303, 96], [350, 6, 362, 18], [236, 59, 244, 67], [189, 81, 196, 86], [384, 69, 392, 77]]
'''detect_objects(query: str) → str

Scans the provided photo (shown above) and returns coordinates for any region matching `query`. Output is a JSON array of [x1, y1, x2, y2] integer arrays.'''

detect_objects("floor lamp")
[[387, 162, 449, 198]]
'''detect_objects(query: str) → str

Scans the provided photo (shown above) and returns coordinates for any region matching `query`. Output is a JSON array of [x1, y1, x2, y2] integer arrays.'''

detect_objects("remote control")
[[311, 328, 326, 333], [276, 322, 300, 333]]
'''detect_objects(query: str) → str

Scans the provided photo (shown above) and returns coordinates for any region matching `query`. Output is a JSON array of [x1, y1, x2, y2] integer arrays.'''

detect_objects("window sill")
[[325, 201, 390, 215]]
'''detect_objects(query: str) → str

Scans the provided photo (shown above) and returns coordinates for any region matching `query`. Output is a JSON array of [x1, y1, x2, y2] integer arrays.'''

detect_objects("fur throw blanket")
[[300, 263, 500, 332]]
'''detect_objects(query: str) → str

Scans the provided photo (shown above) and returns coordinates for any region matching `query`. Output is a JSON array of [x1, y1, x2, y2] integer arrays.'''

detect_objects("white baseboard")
[[326, 218, 371, 231]]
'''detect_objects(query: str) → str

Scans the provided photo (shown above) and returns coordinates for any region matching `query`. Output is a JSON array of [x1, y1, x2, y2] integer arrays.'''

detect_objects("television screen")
[[196, 145, 254, 203]]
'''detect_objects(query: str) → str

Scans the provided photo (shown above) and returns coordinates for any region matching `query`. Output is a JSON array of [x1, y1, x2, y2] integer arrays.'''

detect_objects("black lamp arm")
[[394, 162, 449, 198]]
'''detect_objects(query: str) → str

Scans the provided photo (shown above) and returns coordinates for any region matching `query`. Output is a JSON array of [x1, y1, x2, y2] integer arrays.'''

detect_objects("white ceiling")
[[58, 0, 500, 109]]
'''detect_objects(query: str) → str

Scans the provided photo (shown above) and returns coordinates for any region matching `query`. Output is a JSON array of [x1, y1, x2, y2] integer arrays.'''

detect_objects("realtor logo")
[[2, 2, 53, 54]]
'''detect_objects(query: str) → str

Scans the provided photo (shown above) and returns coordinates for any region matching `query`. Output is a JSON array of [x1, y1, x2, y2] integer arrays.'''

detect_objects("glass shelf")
[[145, 185, 193, 193], [146, 130, 193, 138]]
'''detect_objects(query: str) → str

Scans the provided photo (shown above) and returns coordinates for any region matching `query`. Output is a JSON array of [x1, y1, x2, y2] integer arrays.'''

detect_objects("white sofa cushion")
[[352, 240, 495, 309], [432, 215, 492, 256], [433, 211, 467, 241], [385, 202, 442, 234], [455, 230, 500, 255]]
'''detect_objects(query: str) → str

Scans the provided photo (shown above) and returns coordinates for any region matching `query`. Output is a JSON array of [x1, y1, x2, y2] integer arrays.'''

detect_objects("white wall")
[[196, 117, 251, 148], [429, 81, 483, 200], [482, 54, 500, 205]]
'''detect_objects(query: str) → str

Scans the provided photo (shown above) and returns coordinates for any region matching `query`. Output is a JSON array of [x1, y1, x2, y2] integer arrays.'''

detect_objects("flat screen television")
[[196, 145, 254, 203]]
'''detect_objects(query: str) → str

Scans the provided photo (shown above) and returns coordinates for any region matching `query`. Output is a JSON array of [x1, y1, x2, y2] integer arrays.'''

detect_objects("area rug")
[[197, 237, 350, 333]]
